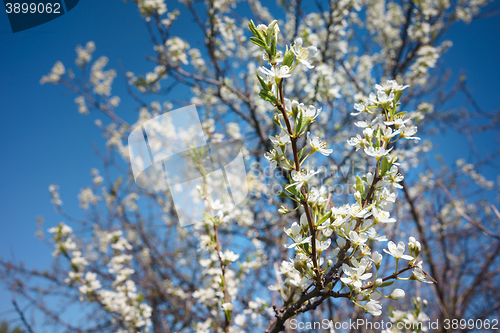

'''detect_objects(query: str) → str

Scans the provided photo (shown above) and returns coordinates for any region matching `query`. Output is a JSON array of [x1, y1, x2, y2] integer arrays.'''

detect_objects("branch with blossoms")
[[48, 223, 153, 332], [248, 20, 435, 333], [189, 147, 238, 333]]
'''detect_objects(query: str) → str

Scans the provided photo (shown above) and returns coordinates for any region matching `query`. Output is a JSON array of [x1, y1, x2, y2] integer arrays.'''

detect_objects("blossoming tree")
[[2, 0, 499, 332]]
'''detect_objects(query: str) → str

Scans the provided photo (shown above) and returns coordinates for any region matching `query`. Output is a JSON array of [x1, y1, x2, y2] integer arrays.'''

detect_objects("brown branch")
[[401, 178, 450, 320], [12, 298, 34, 333], [436, 179, 500, 240], [277, 80, 319, 280]]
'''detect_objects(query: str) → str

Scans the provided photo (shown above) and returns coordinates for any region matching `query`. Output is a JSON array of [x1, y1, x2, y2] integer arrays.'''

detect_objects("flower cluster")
[[78, 187, 100, 209], [40, 61, 65, 84], [382, 297, 430, 333], [250, 19, 433, 320], [49, 184, 62, 207], [136, 0, 167, 20], [48, 224, 152, 332], [75, 41, 95, 67]]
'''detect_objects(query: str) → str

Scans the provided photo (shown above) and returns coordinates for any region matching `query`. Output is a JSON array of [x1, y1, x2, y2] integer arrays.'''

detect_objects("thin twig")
[[12, 298, 34, 333], [436, 179, 500, 240]]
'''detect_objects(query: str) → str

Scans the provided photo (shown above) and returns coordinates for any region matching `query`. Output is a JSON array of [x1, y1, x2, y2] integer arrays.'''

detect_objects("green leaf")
[[394, 89, 403, 102], [282, 49, 295, 67], [284, 182, 302, 199], [356, 176, 365, 194], [270, 35, 277, 59], [303, 242, 310, 254], [266, 20, 278, 45], [284, 183, 295, 195], [381, 156, 390, 176], [317, 210, 332, 226], [380, 280, 394, 287], [276, 191, 290, 199], [250, 37, 267, 49], [298, 146, 308, 160], [394, 111, 407, 118], [391, 102, 397, 118], [256, 74, 270, 91], [296, 109, 304, 135], [224, 309, 233, 322], [258, 91, 270, 102], [259, 90, 277, 104], [248, 20, 258, 36], [248, 20, 266, 43]]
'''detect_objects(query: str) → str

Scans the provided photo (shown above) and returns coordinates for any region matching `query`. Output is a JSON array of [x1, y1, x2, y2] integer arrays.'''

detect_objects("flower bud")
[[282, 49, 295, 68], [291, 100, 300, 118], [371, 251, 383, 269], [294, 259, 307, 273], [365, 300, 382, 316], [408, 236, 421, 261], [256, 24, 268, 36], [390, 289, 405, 300], [336, 237, 346, 248], [221, 302, 233, 311], [273, 113, 281, 126], [278, 206, 290, 215]]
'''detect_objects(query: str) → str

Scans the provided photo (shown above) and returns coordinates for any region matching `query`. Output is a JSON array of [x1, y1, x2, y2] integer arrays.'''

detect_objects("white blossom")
[[383, 241, 413, 261], [365, 300, 382, 316], [291, 38, 317, 69]]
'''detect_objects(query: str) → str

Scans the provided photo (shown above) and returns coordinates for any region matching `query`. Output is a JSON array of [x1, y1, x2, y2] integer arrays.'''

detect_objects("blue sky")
[[0, 0, 157, 323], [0, 0, 499, 327]]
